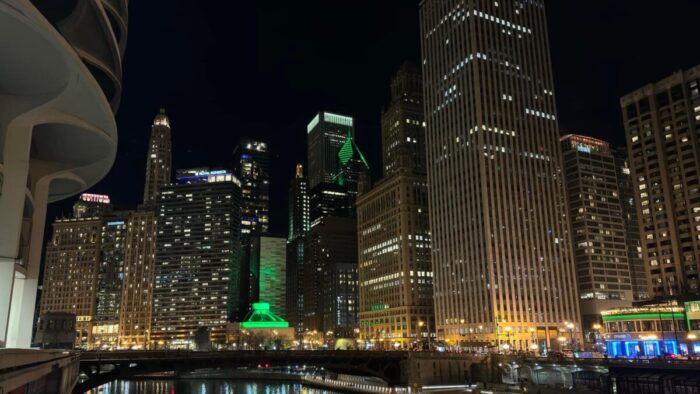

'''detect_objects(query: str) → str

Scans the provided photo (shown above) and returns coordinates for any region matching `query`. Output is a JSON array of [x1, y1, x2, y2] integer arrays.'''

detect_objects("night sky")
[[46, 0, 700, 238]]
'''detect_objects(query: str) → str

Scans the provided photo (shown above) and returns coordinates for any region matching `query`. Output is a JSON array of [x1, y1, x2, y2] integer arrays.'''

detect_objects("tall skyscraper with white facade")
[[420, 0, 580, 351]]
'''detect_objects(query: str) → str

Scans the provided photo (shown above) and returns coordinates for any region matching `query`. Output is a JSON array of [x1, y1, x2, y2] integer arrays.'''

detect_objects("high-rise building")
[[309, 183, 349, 227], [304, 216, 359, 337], [151, 168, 242, 348], [420, 0, 581, 350], [620, 65, 700, 298], [612, 147, 649, 301], [381, 62, 426, 176], [118, 210, 157, 349], [286, 164, 309, 336], [235, 139, 270, 236], [560, 134, 634, 338], [40, 196, 112, 348], [357, 65, 433, 349], [0, 0, 127, 348], [258, 236, 287, 316], [307, 111, 355, 189], [143, 109, 173, 209], [93, 213, 129, 349], [335, 131, 371, 214]]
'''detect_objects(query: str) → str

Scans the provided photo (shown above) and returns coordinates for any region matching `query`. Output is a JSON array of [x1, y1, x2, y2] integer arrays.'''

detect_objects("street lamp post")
[[565, 321, 576, 351], [504, 326, 512, 354]]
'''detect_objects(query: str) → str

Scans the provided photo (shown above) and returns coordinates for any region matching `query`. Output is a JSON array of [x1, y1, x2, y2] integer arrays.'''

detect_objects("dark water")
[[88, 380, 344, 394]]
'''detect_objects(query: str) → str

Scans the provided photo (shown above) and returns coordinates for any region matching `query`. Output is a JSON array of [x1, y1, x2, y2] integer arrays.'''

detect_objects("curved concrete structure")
[[0, 0, 127, 348]]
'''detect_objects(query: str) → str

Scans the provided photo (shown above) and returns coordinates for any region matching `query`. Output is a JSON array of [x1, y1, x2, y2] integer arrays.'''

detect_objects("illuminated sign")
[[107, 221, 125, 226], [80, 193, 110, 204], [76, 315, 92, 322]]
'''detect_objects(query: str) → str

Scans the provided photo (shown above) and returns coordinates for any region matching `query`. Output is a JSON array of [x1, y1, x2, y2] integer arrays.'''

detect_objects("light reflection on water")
[[88, 380, 345, 394]]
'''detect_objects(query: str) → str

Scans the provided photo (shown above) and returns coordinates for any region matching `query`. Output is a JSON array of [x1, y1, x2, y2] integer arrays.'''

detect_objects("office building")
[[235, 139, 270, 236], [307, 111, 355, 189], [143, 109, 173, 208], [303, 216, 359, 337], [420, 0, 581, 350], [40, 213, 105, 348], [151, 168, 242, 348], [118, 210, 157, 349], [612, 148, 649, 301], [620, 65, 700, 298], [258, 236, 287, 316], [335, 131, 371, 214], [357, 64, 433, 349], [381, 62, 426, 176], [286, 164, 310, 335], [560, 134, 634, 342], [1, 0, 127, 348], [93, 213, 129, 349]]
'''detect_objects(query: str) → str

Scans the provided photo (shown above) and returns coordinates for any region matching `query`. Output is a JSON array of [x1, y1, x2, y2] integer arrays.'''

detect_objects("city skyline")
[[42, 1, 700, 241]]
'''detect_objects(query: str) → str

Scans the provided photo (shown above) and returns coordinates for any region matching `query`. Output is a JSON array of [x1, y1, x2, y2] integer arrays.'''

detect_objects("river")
[[88, 380, 346, 394]]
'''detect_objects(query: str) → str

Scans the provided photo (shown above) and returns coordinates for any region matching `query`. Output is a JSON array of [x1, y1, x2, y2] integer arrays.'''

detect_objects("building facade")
[[307, 111, 355, 189], [357, 64, 433, 350], [560, 135, 634, 343], [612, 147, 649, 301], [620, 65, 700, 298], [0, 0, 127, 348], [381, 62, 426, 176], [235, 139, 270, 236], [151, 168, 242, 348], [258, 236, 287, 317], [304, 216, 359, 338], [420, 0, 581, 351], [118, 210, 157, 349], [143, 109, 173, 209], [93, 213, 129, 349], [286, 164, 309, 337]]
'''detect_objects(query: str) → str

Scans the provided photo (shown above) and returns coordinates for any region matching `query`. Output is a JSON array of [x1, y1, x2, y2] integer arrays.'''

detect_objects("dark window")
[[656, 91, 669, 107], [639, 98, 651, 114]]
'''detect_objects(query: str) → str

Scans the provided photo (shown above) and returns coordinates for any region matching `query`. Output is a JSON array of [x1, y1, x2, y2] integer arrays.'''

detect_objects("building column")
[[6, 179, 49, 348], [0, 258, 16, 347], [0, 119, 33, 348]]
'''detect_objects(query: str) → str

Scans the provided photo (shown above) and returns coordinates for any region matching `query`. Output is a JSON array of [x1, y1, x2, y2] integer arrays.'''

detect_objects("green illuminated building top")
[[240, 302, 289, 329], [338, 129, 369, 168]]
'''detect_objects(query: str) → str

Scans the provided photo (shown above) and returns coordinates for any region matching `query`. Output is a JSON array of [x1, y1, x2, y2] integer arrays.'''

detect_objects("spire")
[[338, 127, 369, 169], [153, 107, 170, 128]]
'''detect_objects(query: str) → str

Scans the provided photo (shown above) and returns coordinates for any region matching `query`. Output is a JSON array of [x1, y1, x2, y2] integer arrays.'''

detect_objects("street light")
[[557, 336, 567, 352], [418, 321, 430, 351], [564, 321, 576, 351]]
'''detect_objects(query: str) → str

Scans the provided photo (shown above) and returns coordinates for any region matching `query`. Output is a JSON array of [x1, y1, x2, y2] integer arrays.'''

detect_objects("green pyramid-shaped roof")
[[338, 128, 369, 169], [241, 303, 289, 329]]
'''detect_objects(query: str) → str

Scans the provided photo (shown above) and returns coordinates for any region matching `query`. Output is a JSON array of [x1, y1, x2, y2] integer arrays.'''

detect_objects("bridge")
[[76, 350, 491, 393], [0, 349, 79, 394]]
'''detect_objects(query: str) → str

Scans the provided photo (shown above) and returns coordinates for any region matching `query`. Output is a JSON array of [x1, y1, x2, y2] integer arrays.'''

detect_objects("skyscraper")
[[93, 213, 129, 349], [40, 195, 112, 348], [143, 109, 172, 209], [420, 0, 580, 350], [357, 64, 433, 349], [560, 134, 634, 340], [612, 147, 648, 301], [118, 210, 157, 349], [258, 236, 287, 316], [381, 62, 426, 176], [307, 111, 355, 189], [235, 139, 270, 236], [620, 65, 700, 298], [286, 164, 309, 336], [151, 168, 242, 348], [304, 216, 359, 337], [335, 131, 371, 214]]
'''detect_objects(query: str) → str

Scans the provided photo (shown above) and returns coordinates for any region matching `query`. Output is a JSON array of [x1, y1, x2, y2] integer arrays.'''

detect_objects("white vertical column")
[[0, 119, 33, 348], [6, 179, 49, 348]]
